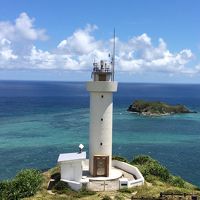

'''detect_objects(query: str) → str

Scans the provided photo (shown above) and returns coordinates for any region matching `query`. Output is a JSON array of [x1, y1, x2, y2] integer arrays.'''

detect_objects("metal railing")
[[92, 66, 111, 73]]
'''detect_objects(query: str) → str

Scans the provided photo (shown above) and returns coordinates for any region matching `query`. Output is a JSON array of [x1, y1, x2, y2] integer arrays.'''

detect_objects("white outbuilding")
[[57, 152, 86, 190]]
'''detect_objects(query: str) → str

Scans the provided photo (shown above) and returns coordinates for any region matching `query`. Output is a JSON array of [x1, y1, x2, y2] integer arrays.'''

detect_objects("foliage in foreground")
[[112, 155, 129, 163], [112, 154, 191, 188], [0, 169, 43, 200], [131, 155, 189, 188], [131, 155, 170, 181], [101, 195, 112, 200], [52, 180, 96, 198]]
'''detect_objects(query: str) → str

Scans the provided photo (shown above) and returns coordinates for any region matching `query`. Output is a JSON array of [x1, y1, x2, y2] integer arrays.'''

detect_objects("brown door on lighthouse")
[[93, 156, 109, 177]]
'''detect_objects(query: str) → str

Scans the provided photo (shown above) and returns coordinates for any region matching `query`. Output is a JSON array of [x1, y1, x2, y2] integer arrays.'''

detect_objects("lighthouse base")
[[83, 159, 122, 180], [84, 167, 122, 181], [80, 159, 144, 191], [58, 159, 144, 191]]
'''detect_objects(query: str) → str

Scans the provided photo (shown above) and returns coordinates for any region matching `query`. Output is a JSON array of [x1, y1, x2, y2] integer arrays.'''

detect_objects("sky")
[[0, 0, 200, 83]]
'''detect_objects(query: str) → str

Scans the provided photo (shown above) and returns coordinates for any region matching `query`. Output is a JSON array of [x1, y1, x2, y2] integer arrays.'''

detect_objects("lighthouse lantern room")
[[86, 58, 118, 177]]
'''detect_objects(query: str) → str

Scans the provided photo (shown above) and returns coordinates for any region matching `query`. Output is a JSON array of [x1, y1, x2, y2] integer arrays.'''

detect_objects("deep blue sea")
[[0, 81, 200, 186]]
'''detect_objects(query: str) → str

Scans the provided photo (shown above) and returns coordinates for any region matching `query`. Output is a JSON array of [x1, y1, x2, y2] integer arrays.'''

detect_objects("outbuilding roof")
[[58, 151, 86, 162]]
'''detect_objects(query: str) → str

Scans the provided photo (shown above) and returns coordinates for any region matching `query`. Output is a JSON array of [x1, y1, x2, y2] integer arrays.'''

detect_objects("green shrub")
[[131, 155, 191, 188], [162, 189, 184, 195], [119, 187, 132, 193], [0, 169, 43, 200], [112, 155, 129, 163], [15, 169, 43, 198], [114, 195, 125, 200], [169, 176, 185, 188], [53, 181, 69, 191], [194, 187, 200, 191], [52, 181, 74, 195], [144, 174, 157, 182], [52, 181, 73, 195], [0, 181, 6, 199], [52, 181, 96, 198], [131, 155, 170, 182], [131, 155, 153, 165], [0, 180, 20, 200], [79, 188, 96, 196], [102, 195, 112, 200], [147, 162, 170, 181]]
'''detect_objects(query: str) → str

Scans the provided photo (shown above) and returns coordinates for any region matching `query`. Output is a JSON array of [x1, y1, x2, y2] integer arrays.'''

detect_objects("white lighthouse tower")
[[87, 52, 118, 177], [58, 32, 144, 190]]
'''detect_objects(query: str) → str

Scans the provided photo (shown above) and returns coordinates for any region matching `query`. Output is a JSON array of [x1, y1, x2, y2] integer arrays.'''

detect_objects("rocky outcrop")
[[128, 100, 196, 116]]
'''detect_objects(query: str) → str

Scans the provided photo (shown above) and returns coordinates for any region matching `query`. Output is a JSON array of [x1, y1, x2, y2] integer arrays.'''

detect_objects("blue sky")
[[0, 0, 200, 83]]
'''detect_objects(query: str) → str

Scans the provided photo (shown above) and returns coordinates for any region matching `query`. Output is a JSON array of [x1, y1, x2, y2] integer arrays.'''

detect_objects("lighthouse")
[[87, 58, 118, 177], [58, 32, 144, 190]]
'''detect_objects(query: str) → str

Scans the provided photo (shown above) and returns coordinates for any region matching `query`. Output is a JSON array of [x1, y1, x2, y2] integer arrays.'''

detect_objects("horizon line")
[[0, 79, 200, 85]]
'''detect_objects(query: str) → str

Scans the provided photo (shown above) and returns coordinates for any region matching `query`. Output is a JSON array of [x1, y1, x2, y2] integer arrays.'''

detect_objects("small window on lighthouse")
[[100, 142, 103, 146], [101, 95, 104, 98], [101, 118, 103, 121]]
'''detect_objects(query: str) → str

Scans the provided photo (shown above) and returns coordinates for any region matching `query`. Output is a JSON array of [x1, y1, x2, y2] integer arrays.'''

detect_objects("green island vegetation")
[[127, 100, 196, 116], [1, 155, 199, 200]]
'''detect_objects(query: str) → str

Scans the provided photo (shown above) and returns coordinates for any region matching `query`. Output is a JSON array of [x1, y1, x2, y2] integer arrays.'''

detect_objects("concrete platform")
[[81, 166, 136, 191], [61, 159, 144, 191], [82, 159, 123, 181]]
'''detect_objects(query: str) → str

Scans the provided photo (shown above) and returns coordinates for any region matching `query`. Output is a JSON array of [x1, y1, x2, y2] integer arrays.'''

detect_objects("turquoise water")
[[0, 81, 200, 186]]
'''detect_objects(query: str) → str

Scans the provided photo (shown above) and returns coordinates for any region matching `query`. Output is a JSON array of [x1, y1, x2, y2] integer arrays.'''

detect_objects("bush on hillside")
[[112, 155, 129, 163], [131, 155, 153, 165], [119, 187, 132, 193], [15, 169, 43, 198], [79, 188, 96, 196], [0, 181, 7, 199], [147, 161, 170, 181], [102, 195, 112, 200], [169, 176, 185, 188], [131, 155, 170, 182], [114, 195, 125, 200], [52, 180, 96, 197], [0, 180, 20, 200], [53, 180, 70, 192], [0, 169, 43, 200]]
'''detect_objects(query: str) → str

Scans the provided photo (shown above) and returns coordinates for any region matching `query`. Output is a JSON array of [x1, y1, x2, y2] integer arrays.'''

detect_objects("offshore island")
[[128, 99, 196, 116]]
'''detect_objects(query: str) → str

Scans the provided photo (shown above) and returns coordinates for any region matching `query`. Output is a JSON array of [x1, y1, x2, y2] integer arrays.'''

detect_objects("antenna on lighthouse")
[[112, 28, 116, 81]]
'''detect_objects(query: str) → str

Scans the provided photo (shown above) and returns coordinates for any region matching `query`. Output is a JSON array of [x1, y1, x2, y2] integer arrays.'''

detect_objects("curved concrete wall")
[[112, 160, 144, 187]]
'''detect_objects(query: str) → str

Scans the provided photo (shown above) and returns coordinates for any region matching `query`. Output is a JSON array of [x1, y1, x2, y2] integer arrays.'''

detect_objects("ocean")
[[0, 81, 200, 186]]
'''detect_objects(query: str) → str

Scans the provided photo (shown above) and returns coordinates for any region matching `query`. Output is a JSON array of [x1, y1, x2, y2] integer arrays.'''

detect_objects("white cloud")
[[15, 13, 47, 41], [118, 35, 195, 75], [27, 46, 56, 69], [57, 24, 99, 55], [0, 13, 199, 77], [0, 12, 47, 41], [57, 40, 67, 49], [0, 39, 18, 67]]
